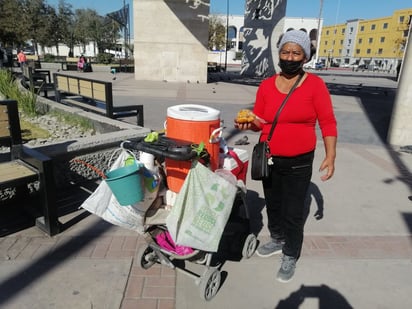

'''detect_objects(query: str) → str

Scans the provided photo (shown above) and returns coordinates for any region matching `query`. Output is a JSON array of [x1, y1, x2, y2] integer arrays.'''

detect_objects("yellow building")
[[318, 8, 412, 71]]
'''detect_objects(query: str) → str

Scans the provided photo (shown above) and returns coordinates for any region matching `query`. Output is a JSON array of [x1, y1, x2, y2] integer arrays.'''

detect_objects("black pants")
[[262, 150, 314, 260]]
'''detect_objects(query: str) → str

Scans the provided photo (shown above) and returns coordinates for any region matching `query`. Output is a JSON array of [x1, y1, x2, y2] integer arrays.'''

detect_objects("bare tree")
[[209, 15, 226, 51]]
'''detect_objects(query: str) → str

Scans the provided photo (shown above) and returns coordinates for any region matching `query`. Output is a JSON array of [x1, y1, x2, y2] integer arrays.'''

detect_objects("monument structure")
[[388, 24, 412, 147], [241, 0, 286, 77], [133, 0, 210, 82]]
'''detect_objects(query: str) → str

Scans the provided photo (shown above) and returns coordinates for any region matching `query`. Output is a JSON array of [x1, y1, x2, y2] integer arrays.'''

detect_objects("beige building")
[[318, 8, 412, 71]]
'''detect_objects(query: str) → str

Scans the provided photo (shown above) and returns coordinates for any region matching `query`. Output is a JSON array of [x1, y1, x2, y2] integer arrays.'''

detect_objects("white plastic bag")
[[166, 161, 237, 252], [80, 148, 161, 233]]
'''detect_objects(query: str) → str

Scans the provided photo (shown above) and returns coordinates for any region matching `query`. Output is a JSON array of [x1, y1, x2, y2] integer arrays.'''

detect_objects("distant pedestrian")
[[77, 55, 86, 72], [110, 68, 117, 80], [17, 49, 27, 71]]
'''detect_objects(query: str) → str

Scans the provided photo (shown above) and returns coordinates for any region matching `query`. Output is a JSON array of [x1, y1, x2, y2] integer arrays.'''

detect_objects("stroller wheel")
[[199, 268, 221, 301], [242, 234, 257, 259], [137, 246, 157, 269]]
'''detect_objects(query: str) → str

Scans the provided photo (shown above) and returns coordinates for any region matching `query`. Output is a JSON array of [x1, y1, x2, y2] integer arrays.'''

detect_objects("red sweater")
[[253, 73, 337, 157]]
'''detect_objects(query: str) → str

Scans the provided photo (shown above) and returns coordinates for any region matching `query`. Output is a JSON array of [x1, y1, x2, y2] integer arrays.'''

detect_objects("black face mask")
[[278, 59, 304, 76]]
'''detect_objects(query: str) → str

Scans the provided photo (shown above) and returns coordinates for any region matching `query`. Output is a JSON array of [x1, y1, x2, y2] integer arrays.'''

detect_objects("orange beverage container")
[[165, 104, 221, 193]]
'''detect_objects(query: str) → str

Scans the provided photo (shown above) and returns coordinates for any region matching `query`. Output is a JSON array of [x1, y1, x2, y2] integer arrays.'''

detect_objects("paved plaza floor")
[[1, 69, 411, 309]]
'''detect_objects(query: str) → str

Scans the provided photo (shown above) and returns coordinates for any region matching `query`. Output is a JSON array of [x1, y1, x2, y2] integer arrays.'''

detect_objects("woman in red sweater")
[[235, 30, 337, 283]]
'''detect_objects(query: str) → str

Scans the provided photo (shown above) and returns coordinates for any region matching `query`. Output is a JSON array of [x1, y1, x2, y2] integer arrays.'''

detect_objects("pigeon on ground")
[[234, 135, 249, 145]]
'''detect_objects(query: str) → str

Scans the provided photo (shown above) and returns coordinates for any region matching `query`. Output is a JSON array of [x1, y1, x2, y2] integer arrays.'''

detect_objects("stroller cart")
[[122, 136, 257, 301]]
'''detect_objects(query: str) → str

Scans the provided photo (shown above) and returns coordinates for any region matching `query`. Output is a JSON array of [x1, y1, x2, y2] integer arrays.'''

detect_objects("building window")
[[350, 27, 354, 33], [348, 39, 352, 45], [358, 38, 362, 44], [378, 48, 383, 54], [371, 24, 376, 30], [326, 30, 329, 35], [356, 49, 360, 54], [340, 39, 343, 44], [341, 28, 345, 34], [367, 48, 371, 54], [399, 16, 405, 23], [346, 49, 349, 55], [383, 23, 388, 29], [368, 37, 373, 43], [380, 37, 385, 43], [360, 25, 364, 31]]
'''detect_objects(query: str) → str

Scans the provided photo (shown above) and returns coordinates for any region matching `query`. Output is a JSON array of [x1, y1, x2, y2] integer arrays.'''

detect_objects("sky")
[[47, 0, 412, 26], [211, 0, 412, 25]]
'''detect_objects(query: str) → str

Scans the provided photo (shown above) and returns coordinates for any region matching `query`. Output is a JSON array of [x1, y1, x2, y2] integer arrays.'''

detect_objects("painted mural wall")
[[241, 0, 286, 77]]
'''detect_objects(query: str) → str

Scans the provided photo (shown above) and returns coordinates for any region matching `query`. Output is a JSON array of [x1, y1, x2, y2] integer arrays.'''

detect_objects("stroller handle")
[[121, 139, 199, 161]]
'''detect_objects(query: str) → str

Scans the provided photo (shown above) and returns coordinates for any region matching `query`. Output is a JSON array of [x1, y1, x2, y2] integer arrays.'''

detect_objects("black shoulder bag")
[[251, 72, 305, 180]]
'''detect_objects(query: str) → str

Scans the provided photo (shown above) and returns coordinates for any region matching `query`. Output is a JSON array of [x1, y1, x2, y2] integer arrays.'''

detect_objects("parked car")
[[314, 62, 325, 70], [23, 46, 35, 55], [355, 64, 368, 71]]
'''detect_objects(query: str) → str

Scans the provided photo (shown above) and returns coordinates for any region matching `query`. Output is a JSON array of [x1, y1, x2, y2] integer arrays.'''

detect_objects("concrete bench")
[[61, 57, 92, 72], [110, 58, 135, 73], [53, 73, 144, 126], [0, 100, 61, 236]]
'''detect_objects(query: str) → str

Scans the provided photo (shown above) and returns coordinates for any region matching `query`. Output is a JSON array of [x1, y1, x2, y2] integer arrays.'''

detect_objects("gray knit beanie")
[[278, 30, 311, 60]]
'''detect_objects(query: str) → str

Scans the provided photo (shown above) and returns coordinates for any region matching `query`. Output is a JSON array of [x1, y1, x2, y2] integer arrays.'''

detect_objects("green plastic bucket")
[[105, 163, 144, 206]]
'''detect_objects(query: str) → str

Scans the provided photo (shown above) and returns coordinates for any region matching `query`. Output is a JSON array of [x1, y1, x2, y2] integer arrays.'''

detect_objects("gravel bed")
[[1, 113, 96, 153]]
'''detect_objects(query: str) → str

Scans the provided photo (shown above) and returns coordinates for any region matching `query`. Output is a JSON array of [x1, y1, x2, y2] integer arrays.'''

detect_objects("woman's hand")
[[234, 118, 262, 131], [319, 136, 337, 181], [234, 109, 262, 131], [319, 157, 335, 181]]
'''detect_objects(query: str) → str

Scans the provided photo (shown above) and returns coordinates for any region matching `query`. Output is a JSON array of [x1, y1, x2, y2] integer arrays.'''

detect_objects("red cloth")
[[253, 73, 337, 157]]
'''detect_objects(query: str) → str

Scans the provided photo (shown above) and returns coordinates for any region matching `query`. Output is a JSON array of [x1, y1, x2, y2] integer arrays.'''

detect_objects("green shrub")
[[43, 53, 56, 62], [96, 53, 114, 64], [0, 68, 37, 116]]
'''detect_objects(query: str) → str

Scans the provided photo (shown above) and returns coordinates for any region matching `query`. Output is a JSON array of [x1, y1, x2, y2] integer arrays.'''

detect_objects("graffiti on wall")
[[185, 0, 210, 21], [241, 0, 286, 77], [164, 0, 210, 47]]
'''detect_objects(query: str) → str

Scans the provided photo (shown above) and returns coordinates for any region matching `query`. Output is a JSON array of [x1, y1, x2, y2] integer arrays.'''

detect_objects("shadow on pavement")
[[0, 219, 115, 306], [275, 284, 354, 309]]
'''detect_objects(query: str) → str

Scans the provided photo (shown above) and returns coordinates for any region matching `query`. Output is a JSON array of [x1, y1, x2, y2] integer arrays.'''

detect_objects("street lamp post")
[[315, 0, 323, 63], [224, 0, 229, 72]]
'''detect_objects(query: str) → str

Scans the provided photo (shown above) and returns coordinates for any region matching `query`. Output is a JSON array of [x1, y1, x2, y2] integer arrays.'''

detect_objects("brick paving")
[[2, 233, 411, 309], [0, 233, 177, 309]]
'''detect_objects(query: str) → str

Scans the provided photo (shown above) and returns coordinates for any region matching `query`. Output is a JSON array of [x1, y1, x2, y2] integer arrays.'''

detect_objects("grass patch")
[[20, 119, 51, 141], [49, 110, 95, 133]]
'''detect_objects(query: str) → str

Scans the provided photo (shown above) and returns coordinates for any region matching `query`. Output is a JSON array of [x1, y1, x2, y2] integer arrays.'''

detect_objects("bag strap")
[[267, 71, 305, 142], [227, 149, 245, 175]]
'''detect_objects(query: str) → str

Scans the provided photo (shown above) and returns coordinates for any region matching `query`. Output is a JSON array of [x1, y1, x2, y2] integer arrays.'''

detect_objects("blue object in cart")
[[105, 162, 144, 205]]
